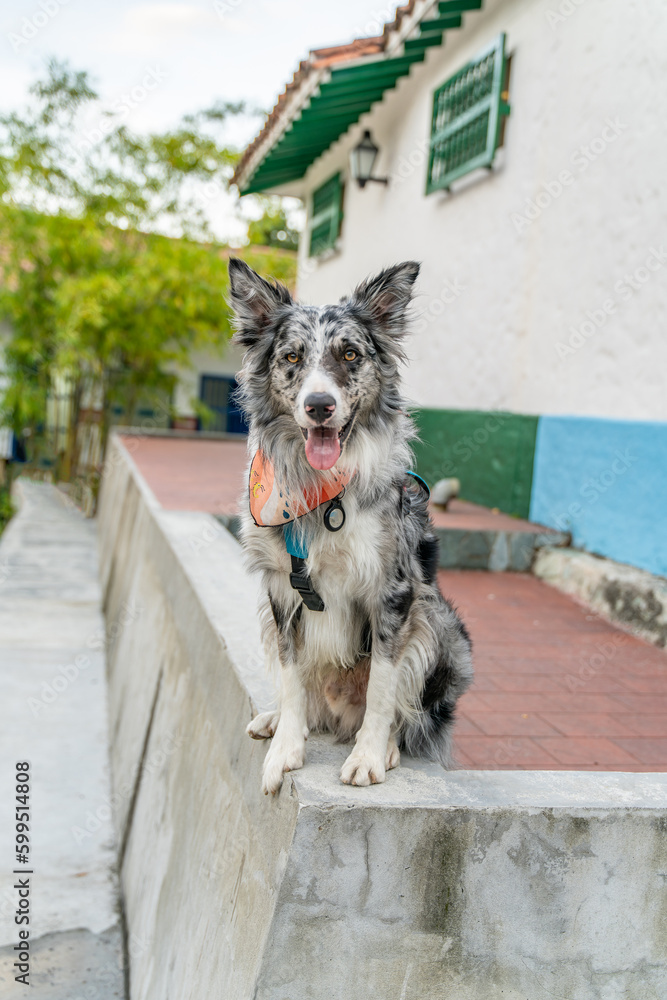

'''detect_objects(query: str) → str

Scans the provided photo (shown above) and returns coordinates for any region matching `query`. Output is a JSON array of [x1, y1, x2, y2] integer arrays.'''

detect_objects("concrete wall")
[[99, 431, 667, 999], [287, 0, 667, 423]]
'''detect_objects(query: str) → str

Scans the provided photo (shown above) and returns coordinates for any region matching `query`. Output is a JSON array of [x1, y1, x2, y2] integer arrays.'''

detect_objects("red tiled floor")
[[440, 569, 667, 772], [611, 739, 667, 765], [453, 714, 484, 736], [489, 674, 571, 693], [455, 736, 561, 769], [122, 435, 248, 515], [613, 676, 667, 693], [470, 712, 563, 738], [121, 435, 667, 773], [534, 737, 640, 767], [537, 713, 637, 738], [609, 694, 667, 713], [617, 715, 667, 737]]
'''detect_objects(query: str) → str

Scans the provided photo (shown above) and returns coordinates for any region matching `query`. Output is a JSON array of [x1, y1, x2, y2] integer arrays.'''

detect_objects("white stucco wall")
[[284, 0, 667, 421]]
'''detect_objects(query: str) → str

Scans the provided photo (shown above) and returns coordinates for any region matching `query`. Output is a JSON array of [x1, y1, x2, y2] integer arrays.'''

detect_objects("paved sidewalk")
[[0, 481, 123, 998], [124, 433, 667, 772]]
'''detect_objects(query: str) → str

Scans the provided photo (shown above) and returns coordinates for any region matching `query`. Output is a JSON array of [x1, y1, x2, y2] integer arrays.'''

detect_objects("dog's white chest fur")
[[301, 505, 383, 671], [244, 501, 383, 674]]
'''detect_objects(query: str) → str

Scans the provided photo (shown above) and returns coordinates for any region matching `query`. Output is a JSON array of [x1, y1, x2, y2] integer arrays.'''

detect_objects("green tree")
[[246, 196, 300, 251], [0, 62, 296, 488]]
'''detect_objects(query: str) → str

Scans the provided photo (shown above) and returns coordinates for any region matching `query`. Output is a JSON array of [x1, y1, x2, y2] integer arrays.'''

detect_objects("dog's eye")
[[286, 352, 300, 364], [343, 349, 357, 362]]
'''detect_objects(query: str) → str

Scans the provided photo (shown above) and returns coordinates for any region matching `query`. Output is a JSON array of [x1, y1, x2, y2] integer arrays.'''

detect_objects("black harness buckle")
[[289, 556, 325, 612]]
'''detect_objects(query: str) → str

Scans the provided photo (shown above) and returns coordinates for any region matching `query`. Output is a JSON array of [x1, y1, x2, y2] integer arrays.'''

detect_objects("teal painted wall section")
[[530, 415, 667, 577], [412, 409, 539, 519]]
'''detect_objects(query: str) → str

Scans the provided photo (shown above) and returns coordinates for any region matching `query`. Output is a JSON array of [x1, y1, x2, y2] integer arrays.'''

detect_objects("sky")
[[0, 0, 396, 241]]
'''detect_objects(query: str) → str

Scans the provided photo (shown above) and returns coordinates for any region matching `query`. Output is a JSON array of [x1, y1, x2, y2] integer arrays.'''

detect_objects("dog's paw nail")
[[247, 711, 281, 741], [341, 749, 386, 787]]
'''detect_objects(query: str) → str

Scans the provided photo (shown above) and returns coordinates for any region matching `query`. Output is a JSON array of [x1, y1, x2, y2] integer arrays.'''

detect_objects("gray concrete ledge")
[[99, 433, 667, 1000], [436, 525, 569, 572], [534, 545, 667, 649]]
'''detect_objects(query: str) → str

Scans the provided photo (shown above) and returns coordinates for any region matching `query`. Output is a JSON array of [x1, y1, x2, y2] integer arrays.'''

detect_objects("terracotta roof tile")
[[231, 1, 421, 190]]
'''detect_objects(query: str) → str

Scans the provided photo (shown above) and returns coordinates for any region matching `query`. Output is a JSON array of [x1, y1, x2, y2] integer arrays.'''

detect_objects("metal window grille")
[[308, 173, 344, 257], [426, 33, 509, 194]]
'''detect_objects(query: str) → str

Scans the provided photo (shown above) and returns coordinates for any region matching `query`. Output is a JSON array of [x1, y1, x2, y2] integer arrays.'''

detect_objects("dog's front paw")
[[340, 745, 386, 786], [247, 710, 280, 740], [261, 738, 305, 795]]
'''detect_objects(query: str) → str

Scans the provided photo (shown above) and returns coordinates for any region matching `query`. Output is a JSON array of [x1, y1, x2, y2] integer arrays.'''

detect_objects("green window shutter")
[[308, 173, 343, 257], [426, 33, 510, 195]]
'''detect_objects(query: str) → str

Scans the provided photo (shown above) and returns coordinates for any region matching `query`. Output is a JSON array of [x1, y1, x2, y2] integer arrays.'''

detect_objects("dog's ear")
[[348, 261, 420, 332], [228, 257, 293, 346]]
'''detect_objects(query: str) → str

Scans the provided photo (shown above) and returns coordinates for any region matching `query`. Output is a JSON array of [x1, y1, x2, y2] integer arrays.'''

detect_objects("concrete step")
[[430, 499, 569, 571]]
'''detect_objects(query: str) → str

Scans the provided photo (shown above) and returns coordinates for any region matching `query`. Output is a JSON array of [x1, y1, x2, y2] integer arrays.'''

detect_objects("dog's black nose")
[[304, 393, 336, 424]]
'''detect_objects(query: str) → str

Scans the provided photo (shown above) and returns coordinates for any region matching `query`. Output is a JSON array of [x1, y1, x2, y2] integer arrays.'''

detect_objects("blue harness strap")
[[283, 520, 309, 559], [405, 470, 430, 496], [283, 520, 325, 612]]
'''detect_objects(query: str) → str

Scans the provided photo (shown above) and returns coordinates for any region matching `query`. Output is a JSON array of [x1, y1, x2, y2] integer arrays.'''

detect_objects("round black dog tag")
[[324, 498, 345, 532]]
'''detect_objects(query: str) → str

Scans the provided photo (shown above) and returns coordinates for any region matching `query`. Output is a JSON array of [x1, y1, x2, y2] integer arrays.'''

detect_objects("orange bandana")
[[248, 451, 352, 527]]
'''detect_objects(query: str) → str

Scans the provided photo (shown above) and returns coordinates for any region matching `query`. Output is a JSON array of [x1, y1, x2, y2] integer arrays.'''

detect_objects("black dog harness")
[[284, 473, 429, 613]]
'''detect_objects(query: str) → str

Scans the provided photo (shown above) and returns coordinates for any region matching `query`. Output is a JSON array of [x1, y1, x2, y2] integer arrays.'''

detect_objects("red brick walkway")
[[445, 570, 667, 771], [122, 434, 667, 771], [122, 435, 247, 515]]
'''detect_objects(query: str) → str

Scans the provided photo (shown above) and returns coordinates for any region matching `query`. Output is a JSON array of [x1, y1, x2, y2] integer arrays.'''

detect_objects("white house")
[[232, 0, 667, 578]]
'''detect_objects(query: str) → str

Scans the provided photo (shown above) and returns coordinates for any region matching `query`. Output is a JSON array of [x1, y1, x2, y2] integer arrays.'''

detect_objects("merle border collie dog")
[[229, 257, 473, 795]]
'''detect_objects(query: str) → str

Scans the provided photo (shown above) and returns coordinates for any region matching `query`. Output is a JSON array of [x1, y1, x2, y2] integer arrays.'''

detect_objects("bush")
[[0, 486, 14, 534]]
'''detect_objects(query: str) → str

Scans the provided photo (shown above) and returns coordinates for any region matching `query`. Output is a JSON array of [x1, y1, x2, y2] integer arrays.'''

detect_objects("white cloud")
[[108, 2, 242, 55], [125, 3, 215, 34]]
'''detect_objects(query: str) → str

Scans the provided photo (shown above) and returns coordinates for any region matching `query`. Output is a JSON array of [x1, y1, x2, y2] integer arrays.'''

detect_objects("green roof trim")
[[240, 2, 484, 195]]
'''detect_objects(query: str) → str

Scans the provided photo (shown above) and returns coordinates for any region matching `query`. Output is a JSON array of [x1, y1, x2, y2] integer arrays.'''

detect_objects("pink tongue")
[[305, 427, 341, 470]]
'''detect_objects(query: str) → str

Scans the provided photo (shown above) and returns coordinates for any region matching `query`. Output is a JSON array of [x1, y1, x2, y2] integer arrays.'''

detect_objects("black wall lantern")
[[349, 131, 389, 189]]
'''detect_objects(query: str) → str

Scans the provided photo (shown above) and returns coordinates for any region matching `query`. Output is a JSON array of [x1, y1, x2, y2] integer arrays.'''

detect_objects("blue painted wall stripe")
[[530, 415, 667, 578]]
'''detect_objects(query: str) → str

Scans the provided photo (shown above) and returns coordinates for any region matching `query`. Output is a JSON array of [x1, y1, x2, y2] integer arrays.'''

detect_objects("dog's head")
[[229, 258, 419, 471]]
